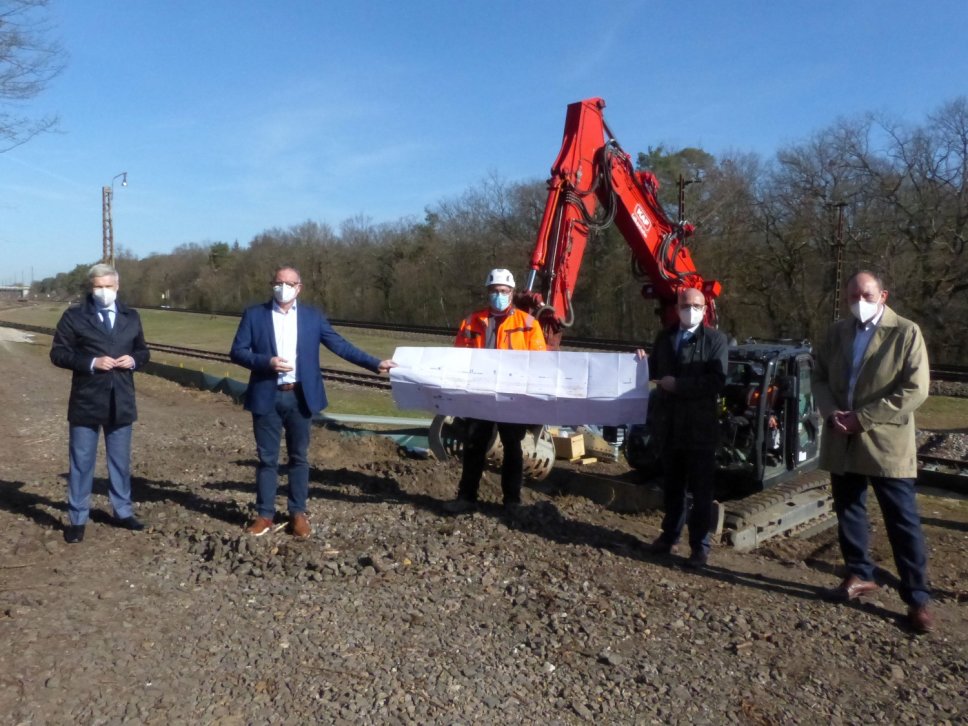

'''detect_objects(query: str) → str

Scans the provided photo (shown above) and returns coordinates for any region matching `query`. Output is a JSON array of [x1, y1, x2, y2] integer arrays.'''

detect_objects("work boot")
[[503, 500, 526, 520], [443, 497, 475, 514]]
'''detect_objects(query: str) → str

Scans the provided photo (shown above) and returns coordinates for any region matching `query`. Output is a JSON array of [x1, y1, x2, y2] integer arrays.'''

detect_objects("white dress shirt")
[[272, 300, 299, 385]]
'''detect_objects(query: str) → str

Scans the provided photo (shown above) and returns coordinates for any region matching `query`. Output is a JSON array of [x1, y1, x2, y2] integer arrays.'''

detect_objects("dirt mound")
[[1, 338, 966, 724]]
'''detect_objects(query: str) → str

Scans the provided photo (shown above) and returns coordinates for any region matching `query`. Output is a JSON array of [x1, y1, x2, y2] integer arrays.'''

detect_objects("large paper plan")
[[389, 347, 649, 425]]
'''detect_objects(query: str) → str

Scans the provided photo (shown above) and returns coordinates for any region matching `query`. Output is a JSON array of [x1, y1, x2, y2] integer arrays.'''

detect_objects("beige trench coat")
[[812, 305, 929, 478]]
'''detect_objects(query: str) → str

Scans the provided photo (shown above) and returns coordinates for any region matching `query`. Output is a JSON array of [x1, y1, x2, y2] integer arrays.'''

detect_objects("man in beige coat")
[[813, 270, 932, 633]]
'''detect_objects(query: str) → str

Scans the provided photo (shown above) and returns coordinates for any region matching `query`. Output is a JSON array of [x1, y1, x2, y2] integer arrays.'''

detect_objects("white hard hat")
[[485, 268, 515, 288]]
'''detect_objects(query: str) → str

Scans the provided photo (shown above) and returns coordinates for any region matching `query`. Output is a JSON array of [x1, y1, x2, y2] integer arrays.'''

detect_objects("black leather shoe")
[[115, 516, 145, 531], [684, 550, 708, 569], [64, 525, 85, 544], [649, 536, 675, 555]]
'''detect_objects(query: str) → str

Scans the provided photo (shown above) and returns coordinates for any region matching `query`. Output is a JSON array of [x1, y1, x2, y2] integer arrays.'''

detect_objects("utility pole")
[[677, 173, 701, 224], [831, 202, 847, 322], [102, 185, 113, 265], [102, 172, 127, 268]]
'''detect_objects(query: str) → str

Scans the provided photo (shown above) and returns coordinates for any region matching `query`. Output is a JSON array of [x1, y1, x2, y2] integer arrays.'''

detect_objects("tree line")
[[33, 97, 968, 365]]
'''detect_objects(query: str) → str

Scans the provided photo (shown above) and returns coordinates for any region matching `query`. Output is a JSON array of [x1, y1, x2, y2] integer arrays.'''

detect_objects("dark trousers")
[[831, 472, 930, 607], [658, 447, 715, 555], [458, 418, 526, 504], [252, 389, 311, 518], [67, 423, 134, 525]]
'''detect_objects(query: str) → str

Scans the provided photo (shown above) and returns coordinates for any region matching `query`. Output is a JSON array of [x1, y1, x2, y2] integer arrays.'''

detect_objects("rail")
[[4, 317, 965, 384], [1, 325, 392, 391], [145, 343, 393, 391]]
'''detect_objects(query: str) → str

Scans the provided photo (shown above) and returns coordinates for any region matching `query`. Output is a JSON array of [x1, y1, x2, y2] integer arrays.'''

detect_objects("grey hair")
[[88, 263, 119, 282], [271, 265, 301, 283]]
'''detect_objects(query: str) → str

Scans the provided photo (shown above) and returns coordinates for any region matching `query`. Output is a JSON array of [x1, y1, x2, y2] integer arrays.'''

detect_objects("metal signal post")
[[831, 202, 847, 322], [102, 172, 127, 267]]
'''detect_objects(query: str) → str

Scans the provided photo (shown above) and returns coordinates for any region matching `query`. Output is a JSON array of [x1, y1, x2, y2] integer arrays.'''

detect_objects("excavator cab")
[[625, 342, 820, 496]]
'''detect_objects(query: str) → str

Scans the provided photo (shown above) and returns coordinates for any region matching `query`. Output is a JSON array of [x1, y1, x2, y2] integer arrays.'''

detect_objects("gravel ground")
[[0, 331, 965, 724]]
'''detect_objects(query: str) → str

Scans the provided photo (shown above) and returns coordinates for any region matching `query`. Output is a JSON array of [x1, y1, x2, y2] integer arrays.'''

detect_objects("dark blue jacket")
[[230, 300, 381, 415], [50, 295, 150, 425]]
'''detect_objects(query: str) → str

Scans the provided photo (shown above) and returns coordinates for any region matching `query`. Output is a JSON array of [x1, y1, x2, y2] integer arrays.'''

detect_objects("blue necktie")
[[678, 330, 692, 354], [101, 310, 113, 332]]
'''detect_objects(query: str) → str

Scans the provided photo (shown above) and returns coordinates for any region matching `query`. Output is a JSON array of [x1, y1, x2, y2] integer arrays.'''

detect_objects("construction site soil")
[[1, 329, 965, 724]]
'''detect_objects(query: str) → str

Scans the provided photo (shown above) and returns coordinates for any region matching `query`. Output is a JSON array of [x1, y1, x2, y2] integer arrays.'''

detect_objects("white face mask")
[[678, 305, 704, 329], [273, 283, 299, 305], [92, 287, 117, 307], [850, 299, 879, 324]]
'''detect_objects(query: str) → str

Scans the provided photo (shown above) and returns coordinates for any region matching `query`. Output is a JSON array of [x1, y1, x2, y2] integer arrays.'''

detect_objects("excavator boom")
[[521, 97, 721, 347]]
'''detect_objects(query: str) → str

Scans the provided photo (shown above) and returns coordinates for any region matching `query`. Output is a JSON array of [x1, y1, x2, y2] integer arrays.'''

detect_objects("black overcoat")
[[50, 295, 150, 426], [648, 323, 728, 451]]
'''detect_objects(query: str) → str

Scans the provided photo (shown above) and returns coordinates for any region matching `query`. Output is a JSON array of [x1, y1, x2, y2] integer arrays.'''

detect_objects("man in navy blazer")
[[230, 266, 395, 538], [50, 263, 151, 543]]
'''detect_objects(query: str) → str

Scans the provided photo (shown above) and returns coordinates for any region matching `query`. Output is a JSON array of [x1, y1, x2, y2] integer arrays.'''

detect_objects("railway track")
[[918, 453, 968, 496], [147, 343, 392, 391], [1, 325, 392, 391], [3, 319, 966, 499], [5, 316, 967, 383]]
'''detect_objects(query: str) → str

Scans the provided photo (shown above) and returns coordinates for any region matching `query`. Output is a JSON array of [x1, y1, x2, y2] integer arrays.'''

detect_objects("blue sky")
[[2, 0, 966, 283]]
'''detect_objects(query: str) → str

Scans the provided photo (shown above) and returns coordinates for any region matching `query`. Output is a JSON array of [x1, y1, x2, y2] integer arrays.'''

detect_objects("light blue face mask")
[[489, 292, 511, 312]]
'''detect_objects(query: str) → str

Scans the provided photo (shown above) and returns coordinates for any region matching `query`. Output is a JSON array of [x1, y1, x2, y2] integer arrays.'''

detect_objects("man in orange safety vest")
[[444, 268, 547, 513]]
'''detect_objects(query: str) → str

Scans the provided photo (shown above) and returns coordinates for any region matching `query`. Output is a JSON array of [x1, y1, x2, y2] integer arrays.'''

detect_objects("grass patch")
[[919, 395, 968, 431], [0, 303, 449, 365]]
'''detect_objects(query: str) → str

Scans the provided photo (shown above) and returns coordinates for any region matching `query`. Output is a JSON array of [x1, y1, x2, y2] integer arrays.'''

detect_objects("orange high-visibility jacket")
[[455, 307, 547, 351]]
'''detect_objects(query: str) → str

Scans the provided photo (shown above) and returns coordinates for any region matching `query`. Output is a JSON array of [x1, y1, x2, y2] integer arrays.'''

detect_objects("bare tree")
[[0, 0, 66, 151]]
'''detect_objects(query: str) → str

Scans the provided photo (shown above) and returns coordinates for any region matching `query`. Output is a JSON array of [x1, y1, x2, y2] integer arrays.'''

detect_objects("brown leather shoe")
[[825, 574, 880, 602], [907, 605, 934, 634], [289, 513, 311, 539], [244, 516, 274, 536]]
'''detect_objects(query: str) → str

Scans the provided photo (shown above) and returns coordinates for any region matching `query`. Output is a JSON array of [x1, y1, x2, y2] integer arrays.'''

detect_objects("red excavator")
[[430, 98, 828, 546], [517, 97, 721, 346], [526, 97, 822, 493]]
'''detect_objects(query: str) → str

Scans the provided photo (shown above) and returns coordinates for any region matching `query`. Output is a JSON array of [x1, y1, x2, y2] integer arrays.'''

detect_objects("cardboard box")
[[553, 433, 585, 460]]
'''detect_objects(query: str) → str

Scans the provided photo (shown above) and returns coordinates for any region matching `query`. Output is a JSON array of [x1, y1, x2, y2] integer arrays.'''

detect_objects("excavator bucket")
[[427, 415, 556, 481]]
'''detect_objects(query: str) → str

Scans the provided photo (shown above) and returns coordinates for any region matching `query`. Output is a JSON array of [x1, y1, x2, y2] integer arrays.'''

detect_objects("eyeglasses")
[[678, 303, 704, 311], [272, 281, 300, 287]]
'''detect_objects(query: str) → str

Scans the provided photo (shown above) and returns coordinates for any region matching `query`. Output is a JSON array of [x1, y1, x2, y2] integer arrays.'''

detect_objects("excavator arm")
[[520, 97, 721, 348]]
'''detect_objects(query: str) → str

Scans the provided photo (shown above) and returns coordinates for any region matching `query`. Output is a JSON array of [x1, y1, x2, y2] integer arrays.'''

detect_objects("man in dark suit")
[[641, 287, 728, 568], [230, 266, 395, 538], [50, 263, 151, 543]]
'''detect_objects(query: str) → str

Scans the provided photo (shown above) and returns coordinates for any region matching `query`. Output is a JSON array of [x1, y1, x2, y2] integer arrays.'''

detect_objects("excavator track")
[[721, 470, 834, 551]]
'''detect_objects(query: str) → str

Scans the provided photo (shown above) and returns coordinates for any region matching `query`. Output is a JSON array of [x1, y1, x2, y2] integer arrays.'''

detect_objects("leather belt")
[[277, 383, 297, 391]]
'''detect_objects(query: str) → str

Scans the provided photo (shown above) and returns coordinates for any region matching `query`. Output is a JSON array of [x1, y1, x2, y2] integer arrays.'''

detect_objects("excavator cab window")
[[777, 374, 796, 399]]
